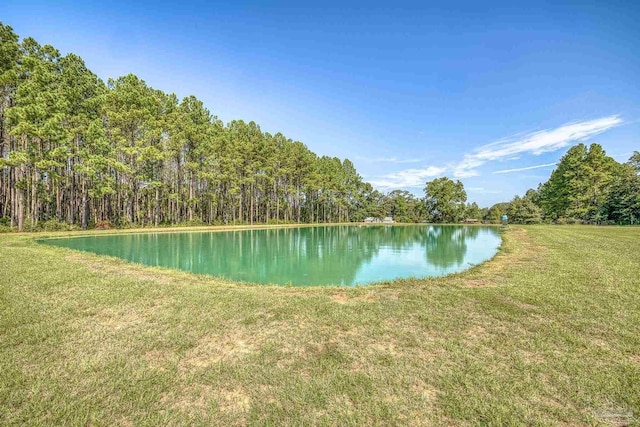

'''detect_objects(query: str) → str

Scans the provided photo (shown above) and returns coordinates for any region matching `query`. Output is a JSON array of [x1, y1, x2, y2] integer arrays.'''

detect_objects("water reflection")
[[42, 225, 501, 286], [423, 225, 480, 268]]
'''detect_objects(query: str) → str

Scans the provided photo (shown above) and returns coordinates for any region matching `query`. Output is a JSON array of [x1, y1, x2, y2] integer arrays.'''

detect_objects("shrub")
[[177, 219, 207, 227], [40, 220, 73, 232], [94, 220, 114, 230], [115, 217, 133, 229]]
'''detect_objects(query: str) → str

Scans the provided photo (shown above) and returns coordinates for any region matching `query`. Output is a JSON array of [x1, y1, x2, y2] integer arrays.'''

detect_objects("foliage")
[[494, 146, 638, 225], [506, 197, 540, 224], [0, 23, 372, 230], [506, 190, 541, 224], [424, 177, 467, 223], [602, 160, 640, 225], [628, 151, 640, 173], [40, 220, 75, 232], [464, 202, 483, 220], [94, 220, 114, 230], [384, 190, 425, 222], [537, 143, 620, 223], [2, 23, 638, 229]]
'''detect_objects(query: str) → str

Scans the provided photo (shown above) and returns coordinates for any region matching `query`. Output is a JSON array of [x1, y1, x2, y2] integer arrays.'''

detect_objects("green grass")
[[1, 225, 639, 426]]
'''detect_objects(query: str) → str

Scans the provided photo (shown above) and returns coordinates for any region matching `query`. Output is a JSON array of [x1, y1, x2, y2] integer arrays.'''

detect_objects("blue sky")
[[4, 0, 639, 206]]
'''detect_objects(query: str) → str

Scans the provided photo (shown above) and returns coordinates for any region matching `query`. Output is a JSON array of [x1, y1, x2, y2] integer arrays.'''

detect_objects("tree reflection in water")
[[42, 225, 500, 286]]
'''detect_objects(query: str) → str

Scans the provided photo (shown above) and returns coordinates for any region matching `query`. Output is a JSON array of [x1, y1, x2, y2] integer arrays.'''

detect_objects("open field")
[[1, 225, 639, 426]]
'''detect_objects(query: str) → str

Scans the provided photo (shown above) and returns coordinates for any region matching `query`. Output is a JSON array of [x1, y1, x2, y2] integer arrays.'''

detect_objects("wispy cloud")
[[467, 187, 502, 194], [368, 166, 447, 189], [493, 162, 557, 174], [356, 156, 423, 164], [453, 115, 623, 178], [367, 115, 623, 190]]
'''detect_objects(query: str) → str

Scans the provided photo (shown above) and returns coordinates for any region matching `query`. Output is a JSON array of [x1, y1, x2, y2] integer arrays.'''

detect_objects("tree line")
[[420, 144, 640, 225], [1, 23, 638, 231], [0, 23, 380, 231]]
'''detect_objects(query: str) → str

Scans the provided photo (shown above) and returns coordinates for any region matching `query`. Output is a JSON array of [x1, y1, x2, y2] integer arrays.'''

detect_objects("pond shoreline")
[[38, 224, 502, 287]]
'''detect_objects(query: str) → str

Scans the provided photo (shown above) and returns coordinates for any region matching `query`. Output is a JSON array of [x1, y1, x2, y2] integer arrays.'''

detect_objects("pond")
[[41, 225, 502, 286]]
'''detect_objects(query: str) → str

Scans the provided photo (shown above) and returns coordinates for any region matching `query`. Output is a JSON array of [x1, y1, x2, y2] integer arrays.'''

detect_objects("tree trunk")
[[155, 187, 160, 227], [17, 166, 25, 232], [81, 180, 89, 230]]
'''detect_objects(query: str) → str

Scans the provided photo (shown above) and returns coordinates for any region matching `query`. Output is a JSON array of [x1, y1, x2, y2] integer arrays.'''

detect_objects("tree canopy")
[[424, 177, 467, 223], [0, 23, 379, 230], [495, 145, 639, 225], [1, 23, 638, 230]]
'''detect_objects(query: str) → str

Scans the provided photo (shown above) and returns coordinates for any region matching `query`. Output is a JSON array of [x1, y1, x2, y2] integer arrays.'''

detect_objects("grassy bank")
[[1, 225, 639, 426]]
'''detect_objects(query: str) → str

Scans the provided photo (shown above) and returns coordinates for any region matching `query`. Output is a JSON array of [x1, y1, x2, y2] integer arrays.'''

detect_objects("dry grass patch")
[[163, 384, 250, 419], [162, 383, 212, 417], [66, 253, 175, 285], [410, 381, 439, 406], [180, 331, 257, 370], [329, 290, 383, 304], [330, 292, 349, 304], [91, 306, 153, 330], [519, 349, 546, 365], [143, 348, 177, 370], [215, 387, 251, 414], [117, 416, 135, 427], [465, 324, 487, 340], [472, 227, 547, 275], [458, 227, 548, 288], [464, 278, 497, 287]]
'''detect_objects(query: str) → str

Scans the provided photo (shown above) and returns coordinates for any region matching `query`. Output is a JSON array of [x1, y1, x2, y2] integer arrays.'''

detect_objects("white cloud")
[[454, 115, 622, 177], [492, 162, 558, 174], [452, 167, 481, 178], [367, 115, 622, 191], [368, 166, 447, 189], [467, 187, 502, 194], [452, 157, 484, 178]]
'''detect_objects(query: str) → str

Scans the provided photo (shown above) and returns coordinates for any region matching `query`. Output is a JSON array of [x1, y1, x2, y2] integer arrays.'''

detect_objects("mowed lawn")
[[1, 226, 639, 426]]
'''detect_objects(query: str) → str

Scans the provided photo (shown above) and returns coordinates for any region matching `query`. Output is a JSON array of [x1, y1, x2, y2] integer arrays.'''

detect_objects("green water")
[[41, 225, 501, 286]]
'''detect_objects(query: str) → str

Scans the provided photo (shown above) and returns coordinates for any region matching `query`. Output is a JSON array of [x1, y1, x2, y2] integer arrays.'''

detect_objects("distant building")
[[383, 216, 394, 223], [463, 218, 480, 224], [364, 217, 382, 223]]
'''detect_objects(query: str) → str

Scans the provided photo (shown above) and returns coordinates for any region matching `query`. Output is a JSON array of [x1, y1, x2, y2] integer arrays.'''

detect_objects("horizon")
[[3, 0, 639, 206]]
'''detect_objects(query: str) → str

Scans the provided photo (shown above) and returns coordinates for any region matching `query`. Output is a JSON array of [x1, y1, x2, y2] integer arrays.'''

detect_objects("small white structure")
[[364, 217, 382, 223], [383, 216, 394, 223]]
